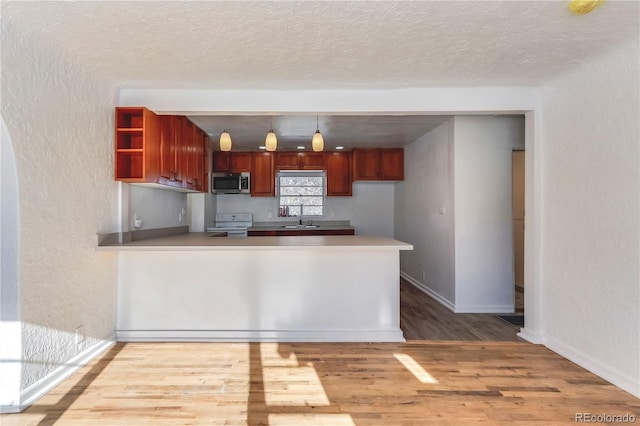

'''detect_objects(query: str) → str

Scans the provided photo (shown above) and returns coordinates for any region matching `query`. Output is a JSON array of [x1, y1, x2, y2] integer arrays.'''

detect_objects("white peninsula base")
[[111, 235, 413, 342]]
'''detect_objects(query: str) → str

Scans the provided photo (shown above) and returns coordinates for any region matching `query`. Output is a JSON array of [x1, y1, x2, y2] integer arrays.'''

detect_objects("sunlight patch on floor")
[[261, 343, 330, 407], [268, 413, 355, 425], [394, 353, 439, 384]]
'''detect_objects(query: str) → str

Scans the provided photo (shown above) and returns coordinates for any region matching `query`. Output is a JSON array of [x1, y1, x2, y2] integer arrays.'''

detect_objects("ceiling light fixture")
[[336, 146, 344, 150], [265, 117, 277, 152], [220, 129, 232, 151], [569, 0, 605, 14], [259, 146, 267, 150], [297, 146, 305, 150], [312, 115, 324, 152]]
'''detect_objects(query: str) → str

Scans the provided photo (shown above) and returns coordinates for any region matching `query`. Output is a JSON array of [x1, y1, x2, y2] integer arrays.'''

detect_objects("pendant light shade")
[[220, 130, 232, 151], [312, 130, 324, 152], [312, 115, 324, 152], [265, 116, 277, 152], [569, 0, 605, 14], [265, 130, 277, 152]]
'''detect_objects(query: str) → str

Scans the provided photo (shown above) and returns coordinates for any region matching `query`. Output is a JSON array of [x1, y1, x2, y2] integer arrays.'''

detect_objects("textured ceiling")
[[2, 1, 636, 149], [3, 1, 638, 89]]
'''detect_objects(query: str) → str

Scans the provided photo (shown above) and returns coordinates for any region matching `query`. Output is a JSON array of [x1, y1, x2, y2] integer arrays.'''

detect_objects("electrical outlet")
[[134, 213, 142, 228], [439, 206, 446, 215]]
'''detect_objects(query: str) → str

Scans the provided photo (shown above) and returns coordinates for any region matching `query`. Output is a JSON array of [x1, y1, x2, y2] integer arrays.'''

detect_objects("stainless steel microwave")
[[211, 173, 250, 194]]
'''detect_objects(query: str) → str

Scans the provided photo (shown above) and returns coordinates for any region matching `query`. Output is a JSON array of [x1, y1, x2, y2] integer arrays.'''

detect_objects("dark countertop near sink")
[[249, 220, 354, 232]]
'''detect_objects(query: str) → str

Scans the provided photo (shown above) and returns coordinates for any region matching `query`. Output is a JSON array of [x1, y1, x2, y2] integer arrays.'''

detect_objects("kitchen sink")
[[282, 225, 319, 229]]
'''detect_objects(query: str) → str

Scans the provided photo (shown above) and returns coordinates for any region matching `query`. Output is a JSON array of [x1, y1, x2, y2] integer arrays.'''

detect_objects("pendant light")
[[569, 0, 605, 14], [312, 115, 324, 152], [265, 117, 277, 152], [219, 129, 232, 151]]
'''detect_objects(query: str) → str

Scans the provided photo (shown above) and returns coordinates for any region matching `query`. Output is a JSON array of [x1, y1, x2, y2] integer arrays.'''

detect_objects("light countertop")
[[98, 233, 413, 251]]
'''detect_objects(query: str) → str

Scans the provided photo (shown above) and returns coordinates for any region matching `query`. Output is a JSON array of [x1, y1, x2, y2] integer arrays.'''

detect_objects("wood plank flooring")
[[3, 280, 637, 425], [2, 341, 638, 425], [400, 279, 521, 341]]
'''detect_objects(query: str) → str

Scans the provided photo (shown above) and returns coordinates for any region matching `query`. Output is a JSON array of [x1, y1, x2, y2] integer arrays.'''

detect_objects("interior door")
[[512, 150, 525, 293]]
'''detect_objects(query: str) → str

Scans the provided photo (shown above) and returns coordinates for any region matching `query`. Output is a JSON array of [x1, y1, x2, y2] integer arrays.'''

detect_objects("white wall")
[[396, 116, 524, 313], [539, 40, 639, 397], [453, 116, 525, 312], [1, 116, 21, 409], [396, 120, 455, 306], [128, 185, 187, 230], [1, 15, 119, 397], [216, 182, 396, 237]]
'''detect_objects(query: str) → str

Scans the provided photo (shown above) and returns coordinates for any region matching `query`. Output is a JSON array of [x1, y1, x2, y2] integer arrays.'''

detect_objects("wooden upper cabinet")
[[275, 152, 325, 170], [114, 108, 208, 192], [202, 135, 210, 193], [353, 148, 404, 181], [212, 152, 231, 172], [182, 119, 196, 190], [301, 152, 325, 169], [230, 152, 252, 173], [275, 152, 301, 169], [251, 152, 275, 196], [212, 152, 252, 173], [380, 148, 404, 180], [352, 149, 380, 180], [193, 126, 205, 191], [326, 151, 352, 196], [158, 115, 184, 188]]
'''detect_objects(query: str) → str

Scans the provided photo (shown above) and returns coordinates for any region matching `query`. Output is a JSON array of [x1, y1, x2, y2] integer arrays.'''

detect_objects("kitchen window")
[[277, 171, 325, 217]]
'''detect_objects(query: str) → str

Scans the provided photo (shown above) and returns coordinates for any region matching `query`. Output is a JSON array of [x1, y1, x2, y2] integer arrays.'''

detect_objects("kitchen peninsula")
[[100, 234, 413, 342]]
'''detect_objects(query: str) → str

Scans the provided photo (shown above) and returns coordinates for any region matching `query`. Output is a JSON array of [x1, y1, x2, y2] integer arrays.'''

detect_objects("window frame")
[[276, 170, 326, 218]]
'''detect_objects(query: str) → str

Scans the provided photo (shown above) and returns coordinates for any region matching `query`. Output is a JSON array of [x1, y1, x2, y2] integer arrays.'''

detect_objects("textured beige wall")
[[2, 10, 119, 389]]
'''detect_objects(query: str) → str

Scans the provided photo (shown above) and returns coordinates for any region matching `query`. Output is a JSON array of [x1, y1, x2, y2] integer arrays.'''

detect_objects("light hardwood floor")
[[3, 282, 637, 425], [2, 341, 638, 425]]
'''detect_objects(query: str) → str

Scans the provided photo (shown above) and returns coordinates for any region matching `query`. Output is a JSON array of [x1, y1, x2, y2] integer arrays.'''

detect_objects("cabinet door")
[[194, 128, 204, 191], [326, 152, 352, 196], [380, 148, 404, 180], [251, 152, 275, 196], [202, 135, 210, 193], [352, 149, 380, 180], [275, 152, 302, 170], [212, 152, 231, 172], [159, 115, 175, 184], [301, 152, 325, 170], [182, 119, 195, 190], [170, 116, 185, 185], [231, 153, 252, 173]]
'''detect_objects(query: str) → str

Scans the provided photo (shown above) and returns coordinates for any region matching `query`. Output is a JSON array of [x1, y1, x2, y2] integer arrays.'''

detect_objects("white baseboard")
[[400, 272, 514, 314], [16, 335, 116, 412], [517, 327, 545, 344], [544, 334, 640, 398], [453, 304, 515, 314], [400, 272, 455, 312], [117, 329, 405, 343]]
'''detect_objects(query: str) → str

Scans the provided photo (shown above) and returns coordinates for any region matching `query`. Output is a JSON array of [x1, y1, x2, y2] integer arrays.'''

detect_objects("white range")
[[206, 213, 253, 237]]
